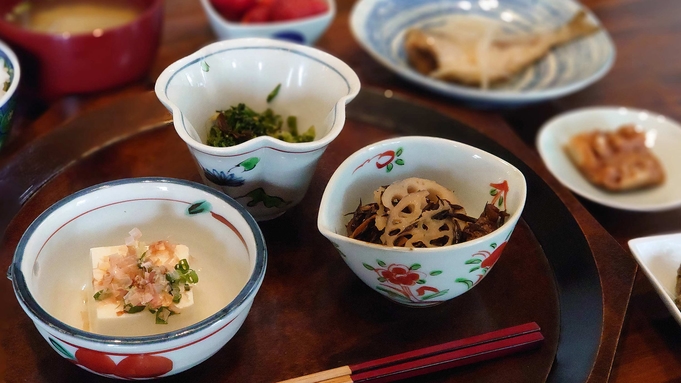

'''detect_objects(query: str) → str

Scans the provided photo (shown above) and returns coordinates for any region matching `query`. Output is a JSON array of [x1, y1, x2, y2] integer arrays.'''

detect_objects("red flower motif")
[[380, 264, 421, 286], [115, 354, 173, 379], [75, 348, 117, 375], [481, 242, 507, 269]]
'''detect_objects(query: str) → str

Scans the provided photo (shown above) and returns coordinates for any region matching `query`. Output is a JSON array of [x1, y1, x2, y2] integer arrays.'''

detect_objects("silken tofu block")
[[89, 244, 194, 334]]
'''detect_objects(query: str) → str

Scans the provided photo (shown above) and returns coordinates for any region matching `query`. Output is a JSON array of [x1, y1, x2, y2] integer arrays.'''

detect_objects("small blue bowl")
[[0, 38, 19, 151]]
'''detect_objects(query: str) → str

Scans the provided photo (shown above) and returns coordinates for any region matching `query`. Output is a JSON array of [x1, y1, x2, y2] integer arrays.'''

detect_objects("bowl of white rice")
[[0, 38, 19, 151]]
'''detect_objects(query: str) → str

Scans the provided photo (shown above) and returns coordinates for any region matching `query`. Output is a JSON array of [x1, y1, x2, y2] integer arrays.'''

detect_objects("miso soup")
[[5, 0, 144, 35]]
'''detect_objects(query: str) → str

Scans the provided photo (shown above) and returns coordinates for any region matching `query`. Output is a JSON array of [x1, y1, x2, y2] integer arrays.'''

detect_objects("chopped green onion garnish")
[[156, 307, 172, 324], [173, 293, 182, 304], [166, 270, 179, 283], [124, 304, 145, 314], [185, 270, 199, 284], [266, 83, 281, 103], [93, 290, 110, 301], [175, 259, 190, 273]]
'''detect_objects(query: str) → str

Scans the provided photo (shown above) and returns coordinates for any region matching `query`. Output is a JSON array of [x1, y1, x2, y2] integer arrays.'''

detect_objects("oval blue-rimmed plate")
[[350, 0, 615, 106]]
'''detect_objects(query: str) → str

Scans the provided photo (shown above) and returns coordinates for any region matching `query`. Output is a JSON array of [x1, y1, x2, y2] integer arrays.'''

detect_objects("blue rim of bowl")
[[0, 38, 20, 108], [317, 135, 528, 252], [11, 177, 268, 346], [155, 38, 360, 157]]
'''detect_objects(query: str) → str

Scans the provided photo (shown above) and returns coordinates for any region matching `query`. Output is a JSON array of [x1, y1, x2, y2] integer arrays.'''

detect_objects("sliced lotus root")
[[380, 177, 463, 213], [383, 200, 456, 247], [373, 186, 388, 231], [382, 190, 430, 241]]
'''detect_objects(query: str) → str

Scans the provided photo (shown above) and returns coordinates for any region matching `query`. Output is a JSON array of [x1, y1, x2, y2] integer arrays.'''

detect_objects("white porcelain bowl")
[[155, 38, 360, 221], [200, 0, 335, 45], [10, 178, 267, 379], [0, 38, 20, 151], [318, 136, 527, 307]]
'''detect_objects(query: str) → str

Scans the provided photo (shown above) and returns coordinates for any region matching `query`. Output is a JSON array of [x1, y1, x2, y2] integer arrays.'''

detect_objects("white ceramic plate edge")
[[536, 106, 681, 212], [628, 233, 681, 326]]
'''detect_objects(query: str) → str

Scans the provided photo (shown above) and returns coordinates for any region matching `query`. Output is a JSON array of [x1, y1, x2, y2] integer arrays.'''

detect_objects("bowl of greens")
[[155, 38, 360, 221]]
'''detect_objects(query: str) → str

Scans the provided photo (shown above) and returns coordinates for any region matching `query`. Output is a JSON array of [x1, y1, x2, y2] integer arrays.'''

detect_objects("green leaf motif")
[[409, 263, 421, 270], [416, 279, 426, 284], [490, 243, 497, 249], [376, 286, 410, 302], [469, 266, 480, 273], [239, 157, 260, 171], [429, 270, 442, 276], [422, 289, 449, 300], [239, 188, 289, 208], [386, 163, 393, 172], [490, 189, 498, 196], [201, 60, 210, 72], [395, 159, 405, 166], [363, 263, 375, 271], [49, 338, 74, 360], [378, 277, 387, 282], [377, 259, 386, 267], [455, 278, 474, 290], [396, 147, 403, 157], [465, 259, 482, 265], [498, 196, 504, 207], [187, 200, 211, 215]]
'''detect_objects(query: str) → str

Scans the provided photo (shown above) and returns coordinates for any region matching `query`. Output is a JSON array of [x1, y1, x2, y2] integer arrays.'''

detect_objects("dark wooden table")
[[1, 0, 680, 382]]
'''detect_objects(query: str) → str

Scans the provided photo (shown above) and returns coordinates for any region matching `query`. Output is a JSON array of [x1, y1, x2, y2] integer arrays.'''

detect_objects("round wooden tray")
[[0, 89, 624, 382]]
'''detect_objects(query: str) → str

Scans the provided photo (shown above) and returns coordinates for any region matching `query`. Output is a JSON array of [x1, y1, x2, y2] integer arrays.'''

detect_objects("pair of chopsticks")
[[277, 322, 543, 383]]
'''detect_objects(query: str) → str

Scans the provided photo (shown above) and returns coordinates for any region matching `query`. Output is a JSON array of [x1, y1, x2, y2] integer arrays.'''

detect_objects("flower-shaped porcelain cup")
[[318, 136, 527, 307], [10, 178, 267, 379], [155, 38, 360, 221]]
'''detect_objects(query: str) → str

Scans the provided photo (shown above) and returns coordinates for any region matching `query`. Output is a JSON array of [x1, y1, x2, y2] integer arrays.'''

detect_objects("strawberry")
[[269, 0, 329, 22], [211, 0, 257, 21], [242, 3, 272, 23]]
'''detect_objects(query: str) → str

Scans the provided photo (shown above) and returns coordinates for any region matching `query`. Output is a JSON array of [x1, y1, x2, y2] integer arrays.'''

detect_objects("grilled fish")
[[404, 10, 601, 88]]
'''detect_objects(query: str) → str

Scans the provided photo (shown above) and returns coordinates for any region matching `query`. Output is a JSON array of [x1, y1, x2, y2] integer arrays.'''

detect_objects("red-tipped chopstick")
[[277, 322, 543, 383]]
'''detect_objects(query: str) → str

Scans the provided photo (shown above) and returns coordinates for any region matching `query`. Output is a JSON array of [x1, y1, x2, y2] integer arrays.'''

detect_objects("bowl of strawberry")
[[200, 0, 335, 45]]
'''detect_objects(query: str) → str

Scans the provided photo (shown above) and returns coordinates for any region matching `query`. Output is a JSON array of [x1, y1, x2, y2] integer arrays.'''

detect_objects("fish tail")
[[557, 10, 601, 44]]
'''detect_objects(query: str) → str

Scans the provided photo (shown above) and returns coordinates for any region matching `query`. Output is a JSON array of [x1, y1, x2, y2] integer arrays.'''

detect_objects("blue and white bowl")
[[350, 0, 615, 106], [0, 38, 19, 150], [155, 38, 360, 221]]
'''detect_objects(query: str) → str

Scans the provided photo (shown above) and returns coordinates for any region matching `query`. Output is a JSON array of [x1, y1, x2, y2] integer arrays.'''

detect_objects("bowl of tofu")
[[9, 177, 267, 379]]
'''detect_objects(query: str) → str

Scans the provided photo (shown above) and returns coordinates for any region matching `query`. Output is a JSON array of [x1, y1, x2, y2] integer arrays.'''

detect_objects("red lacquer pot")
[[0, 0, 163, 99]]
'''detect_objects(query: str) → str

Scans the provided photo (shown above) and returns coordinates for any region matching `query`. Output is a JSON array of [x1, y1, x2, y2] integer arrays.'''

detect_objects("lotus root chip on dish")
[[564, 125, 665, 191]]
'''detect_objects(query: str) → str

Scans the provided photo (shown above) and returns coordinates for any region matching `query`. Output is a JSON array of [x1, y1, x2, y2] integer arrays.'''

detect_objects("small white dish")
[[628, 233, 681, 326], [350, 0, 615, 106], [537, 106, 681, 211]]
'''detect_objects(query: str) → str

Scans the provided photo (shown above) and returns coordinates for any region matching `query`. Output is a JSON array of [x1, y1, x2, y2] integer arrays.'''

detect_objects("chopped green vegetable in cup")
[[206, 83, 315, 147]]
